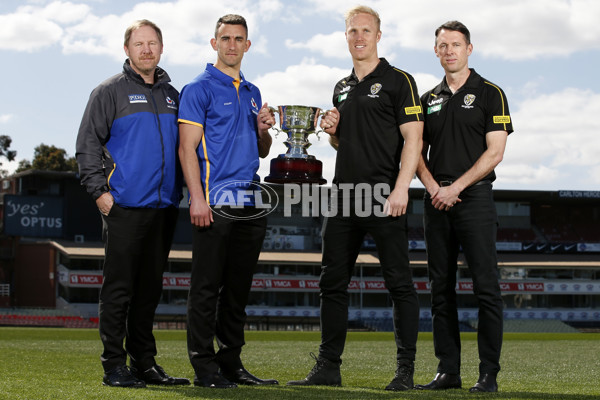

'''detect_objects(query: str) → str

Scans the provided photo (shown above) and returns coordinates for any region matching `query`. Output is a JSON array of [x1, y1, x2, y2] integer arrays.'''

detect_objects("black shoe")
[[131, 364, 190, 386], [415, 373, 462, 390], [221, 367, 279, 385], [469, 373, 498, 393], [286, 353, 341, 386], [385, 361, 414, 391], [193, 372, 237, 389], [103, 365, 146, 388]]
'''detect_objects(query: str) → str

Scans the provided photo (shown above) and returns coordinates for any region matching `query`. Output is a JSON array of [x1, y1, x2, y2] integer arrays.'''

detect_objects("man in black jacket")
[[76, 19, 188, 388]]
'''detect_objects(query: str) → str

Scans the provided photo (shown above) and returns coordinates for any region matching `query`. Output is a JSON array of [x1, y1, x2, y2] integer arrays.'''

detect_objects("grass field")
[[0, 327, 599, 399]]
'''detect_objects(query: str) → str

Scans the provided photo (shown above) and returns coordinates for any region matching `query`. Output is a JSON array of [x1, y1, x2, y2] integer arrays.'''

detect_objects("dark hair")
[[215, 14, 248, 38], [435, 20, 470, 45], [124, 19, 163, 46]]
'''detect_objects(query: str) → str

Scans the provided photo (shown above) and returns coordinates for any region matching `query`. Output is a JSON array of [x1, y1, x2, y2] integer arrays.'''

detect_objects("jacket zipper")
[[149, 86, 166, 207]]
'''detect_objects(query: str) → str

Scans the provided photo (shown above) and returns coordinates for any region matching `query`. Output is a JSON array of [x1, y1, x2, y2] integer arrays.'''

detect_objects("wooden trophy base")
[[265, 156, 327, 185]]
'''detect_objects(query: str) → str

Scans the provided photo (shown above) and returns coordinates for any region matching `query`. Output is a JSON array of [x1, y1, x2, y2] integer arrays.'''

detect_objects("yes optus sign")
[[3, 195, 63, 238]]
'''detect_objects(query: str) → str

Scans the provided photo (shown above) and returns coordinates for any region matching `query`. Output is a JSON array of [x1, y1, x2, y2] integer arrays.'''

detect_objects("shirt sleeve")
[[394, 71, 424, 125], [484, 81, 514, 135], [178, 82, 208, 127], [75, 84, 116, 200]]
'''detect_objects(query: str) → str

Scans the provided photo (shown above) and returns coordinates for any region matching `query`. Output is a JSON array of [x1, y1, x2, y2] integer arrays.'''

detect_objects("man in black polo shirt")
[[415, 21, 513, 393], [287, 5, 423, 391]]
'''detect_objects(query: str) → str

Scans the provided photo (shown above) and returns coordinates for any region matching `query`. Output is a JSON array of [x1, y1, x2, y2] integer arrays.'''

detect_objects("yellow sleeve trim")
[[201, 134, 211, 205], [484, 81, 510, 130], [393, 68, 422, 121], [178, 119, 203, 128], [107, 162, 116, 190]]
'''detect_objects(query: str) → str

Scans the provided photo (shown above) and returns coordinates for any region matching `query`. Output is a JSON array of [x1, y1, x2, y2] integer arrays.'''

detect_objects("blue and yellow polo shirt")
[[178, 63, 262, 205]]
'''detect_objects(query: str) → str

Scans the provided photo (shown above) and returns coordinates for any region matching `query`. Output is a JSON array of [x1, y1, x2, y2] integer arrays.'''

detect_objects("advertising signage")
[[3, 195, 64, 238]]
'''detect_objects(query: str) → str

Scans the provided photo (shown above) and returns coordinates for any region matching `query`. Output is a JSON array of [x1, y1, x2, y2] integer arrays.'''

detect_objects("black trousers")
[[424, 183, 503, 375], [99, 205, 178, 372], [187, 208, 267, 376], [318, 212, 419, 365]]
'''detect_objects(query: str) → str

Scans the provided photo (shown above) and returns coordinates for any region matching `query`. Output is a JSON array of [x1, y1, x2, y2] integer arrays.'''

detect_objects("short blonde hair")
[[124, 19, 163, 46], [344, 5, 381, 31]]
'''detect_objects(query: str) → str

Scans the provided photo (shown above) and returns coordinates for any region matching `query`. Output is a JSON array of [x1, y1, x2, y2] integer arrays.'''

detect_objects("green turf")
[[0, 328, 598, 399]]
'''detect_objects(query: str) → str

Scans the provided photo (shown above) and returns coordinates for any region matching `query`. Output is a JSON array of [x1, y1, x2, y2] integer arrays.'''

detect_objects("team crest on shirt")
[[251, 97, 258, 111], [165, 96, 177, 110], [368, 83, 382, 98], [462, 94, 476, 109]]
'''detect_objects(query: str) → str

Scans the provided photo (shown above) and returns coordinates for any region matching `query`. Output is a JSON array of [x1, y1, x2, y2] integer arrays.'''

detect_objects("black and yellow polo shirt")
[[332, 58, 423, 188], [421, 68, 513, 183]]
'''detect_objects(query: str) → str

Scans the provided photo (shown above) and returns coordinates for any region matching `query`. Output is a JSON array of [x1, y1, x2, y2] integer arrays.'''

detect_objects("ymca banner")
[[57, 267, 600, 294]]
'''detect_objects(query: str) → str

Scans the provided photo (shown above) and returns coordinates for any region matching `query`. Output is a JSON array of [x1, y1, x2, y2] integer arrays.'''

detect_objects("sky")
[[0, 0, 599, 192]]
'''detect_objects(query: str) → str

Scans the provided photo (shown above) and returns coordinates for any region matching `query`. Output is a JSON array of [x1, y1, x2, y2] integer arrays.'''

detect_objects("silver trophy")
[[265, 105, 327, 184]]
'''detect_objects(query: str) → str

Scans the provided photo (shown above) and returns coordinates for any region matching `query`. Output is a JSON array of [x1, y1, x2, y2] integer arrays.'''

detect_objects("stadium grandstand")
[[0, 170, 599, 333]]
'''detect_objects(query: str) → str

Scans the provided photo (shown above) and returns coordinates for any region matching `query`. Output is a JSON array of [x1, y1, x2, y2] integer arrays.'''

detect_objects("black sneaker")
[[103, 365, 146, 388], [286, 353, 341, 386], [385, 361, 414, 391]]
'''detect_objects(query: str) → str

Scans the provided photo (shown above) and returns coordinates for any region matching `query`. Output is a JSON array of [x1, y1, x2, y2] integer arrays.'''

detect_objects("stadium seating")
[[532, 204, 599, 242], [0, 309, 98, 328], [496, 227, 538, 242]]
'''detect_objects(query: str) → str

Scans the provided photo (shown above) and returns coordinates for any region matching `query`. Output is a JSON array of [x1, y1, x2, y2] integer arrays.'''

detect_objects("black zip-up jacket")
[[76, 60, 182, 208]]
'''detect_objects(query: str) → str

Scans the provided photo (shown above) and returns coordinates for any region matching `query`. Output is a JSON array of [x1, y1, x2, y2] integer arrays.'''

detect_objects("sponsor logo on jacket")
[[128, 94, 147, 104]]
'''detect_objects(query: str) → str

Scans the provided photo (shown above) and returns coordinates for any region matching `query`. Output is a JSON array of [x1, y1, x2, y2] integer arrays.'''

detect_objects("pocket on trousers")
[[106, 203, 120, 217]]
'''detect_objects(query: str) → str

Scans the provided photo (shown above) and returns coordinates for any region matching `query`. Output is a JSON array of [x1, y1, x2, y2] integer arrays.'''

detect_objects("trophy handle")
[[267, 105, 330, 140], [313, 109, 334, 140], [267, 106, 283, 137]]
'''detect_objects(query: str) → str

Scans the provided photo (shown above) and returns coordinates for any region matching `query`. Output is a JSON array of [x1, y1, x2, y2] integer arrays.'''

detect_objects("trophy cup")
[[265, 105, 327, 184]]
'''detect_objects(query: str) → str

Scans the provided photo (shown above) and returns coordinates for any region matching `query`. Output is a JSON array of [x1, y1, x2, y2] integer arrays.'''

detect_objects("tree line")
[[1, 135, 77, 177]]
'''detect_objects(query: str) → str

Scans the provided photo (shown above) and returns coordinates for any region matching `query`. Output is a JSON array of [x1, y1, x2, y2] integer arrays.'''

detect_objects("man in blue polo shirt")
[[178, 14, 277, 389]]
